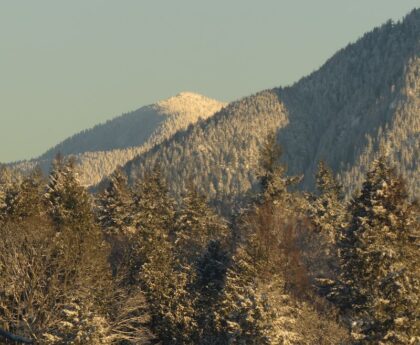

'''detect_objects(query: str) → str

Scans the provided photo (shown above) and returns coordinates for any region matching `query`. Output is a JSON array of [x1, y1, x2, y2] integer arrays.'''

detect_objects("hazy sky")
[[1, 1, 418, 163]]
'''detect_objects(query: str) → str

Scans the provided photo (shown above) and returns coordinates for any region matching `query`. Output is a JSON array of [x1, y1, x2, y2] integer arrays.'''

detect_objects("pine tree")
[[127, 165, 177, 284], [337, 156, 420, 344], [0, 166, 19, 222], [192, 240, 230, 344], [142, 236, 196, 345], [45, 156, 94, 231], [6, 167, 45, 221], [216, 240, 273, 345], [44, 156, 112, 324], [257, 131, 300, 203], [96, 167, 134, 275], [129, 168, 203, 345], [306, 161, 347, 289], [97, 167, 133, 236], [311, 160, 346, 240], [174, 184, 230, 265]]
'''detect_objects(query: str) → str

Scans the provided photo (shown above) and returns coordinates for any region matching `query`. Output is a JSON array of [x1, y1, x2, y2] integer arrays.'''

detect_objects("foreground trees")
[[335, 157, 420, 344], [0, 158, 156, 344], [0, 138, 418, 344]]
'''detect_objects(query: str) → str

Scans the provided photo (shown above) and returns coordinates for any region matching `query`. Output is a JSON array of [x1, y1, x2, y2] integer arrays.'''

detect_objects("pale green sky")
[[0, 1, 418, 163]]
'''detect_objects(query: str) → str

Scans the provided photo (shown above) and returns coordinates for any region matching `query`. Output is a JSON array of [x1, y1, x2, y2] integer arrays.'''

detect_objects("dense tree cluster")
[[2, 131, 418, 344]]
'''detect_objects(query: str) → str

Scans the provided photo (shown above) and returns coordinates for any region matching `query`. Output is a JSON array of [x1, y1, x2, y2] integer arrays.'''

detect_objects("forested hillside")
[[122, 9, 420, 202], [11, 93, 226, 186]]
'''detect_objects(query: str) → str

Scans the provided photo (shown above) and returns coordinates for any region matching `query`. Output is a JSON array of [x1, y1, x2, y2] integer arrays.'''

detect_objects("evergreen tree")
[[0, 179, 5, 219], [45, 156, 94, 232], [336, 156, 420, 344], [311, 160, 346, 240], [174, 184, 230, 265], [97, 167, 134, 275], [257, 131, 300, 203], [306, 161, 347, 289], [44, 156, 111, 324], [217, 241, 273, 345], [192, 240, 230, 344], [127, 165, 177, 284], [129, 168, 201, 345], [0, 166, 19, 222], [6, 167, 45, 221], [97, 167, 133, 236], [142, 235, 195, 345]]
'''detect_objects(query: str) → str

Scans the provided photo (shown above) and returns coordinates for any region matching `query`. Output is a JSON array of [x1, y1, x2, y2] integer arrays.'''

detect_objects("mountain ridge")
[[11, 92, 226, 186], [119, 8, 420, 202]]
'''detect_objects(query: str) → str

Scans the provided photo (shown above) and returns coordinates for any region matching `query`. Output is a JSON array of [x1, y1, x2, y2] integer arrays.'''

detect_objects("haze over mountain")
[[120, 9, 420, 202], [12, 92, 226, 186]]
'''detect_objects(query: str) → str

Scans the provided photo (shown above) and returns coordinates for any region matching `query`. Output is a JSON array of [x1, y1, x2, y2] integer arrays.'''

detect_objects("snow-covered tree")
[[142, 240, 195, 345], [45, 156, 94, 232], [257, 131, 300, 204], [174, 184, 230, 265], [0, 166, 19, 222], [126, 166, 177, 285], [192, 240, 230, 344], [97, 167, 133, 236], [96, 167, 134, 275], [305, 161, 348, 290], [6, 167, 45, 221], [311, 160, 346, 240], [216, 242, 273, 345], [336, 156, 420, 344]]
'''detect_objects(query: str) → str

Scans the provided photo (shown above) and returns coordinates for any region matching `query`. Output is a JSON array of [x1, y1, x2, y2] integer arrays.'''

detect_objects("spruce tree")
[[97, 167, 134, 275], [0, 166, 19, 222], [97, 167, 133, 236], [337, 156, 420, 344], [311, 160, 346, 240], [45, 156, 94, 231], [306, 161, 347, 288], [217, 240, 273, 345], [142, 234, 195, 345], [192, 240, 230, 344], [0, 189, 5, 223], [174, 184, 230, 265], [7, 167, 45, 221], [128, 165, 177, 283], [44, 156, 111, 319], [257, 131, 300, 203]]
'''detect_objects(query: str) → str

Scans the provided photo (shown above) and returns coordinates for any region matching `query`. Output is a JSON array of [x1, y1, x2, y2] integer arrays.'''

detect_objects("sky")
[[0, 1, 418, 163]]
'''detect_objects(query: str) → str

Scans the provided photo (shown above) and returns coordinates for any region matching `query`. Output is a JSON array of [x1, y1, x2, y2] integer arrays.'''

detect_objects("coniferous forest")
[[0, 133, 418, 344], [2, 6, 420, 345]]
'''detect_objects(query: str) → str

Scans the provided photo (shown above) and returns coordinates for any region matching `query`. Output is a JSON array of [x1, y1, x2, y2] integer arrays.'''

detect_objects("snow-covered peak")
[[154, 92, 226, 120]]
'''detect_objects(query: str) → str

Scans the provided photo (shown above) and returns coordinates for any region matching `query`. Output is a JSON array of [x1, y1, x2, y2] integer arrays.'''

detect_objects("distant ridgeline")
[[10, 92, 227, 187], [10, 9, 420, 203]]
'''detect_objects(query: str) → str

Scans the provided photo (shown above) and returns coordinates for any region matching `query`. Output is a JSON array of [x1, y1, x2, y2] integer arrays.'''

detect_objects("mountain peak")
[[175, 91, 206, 98], [154, 92, 226, 119]]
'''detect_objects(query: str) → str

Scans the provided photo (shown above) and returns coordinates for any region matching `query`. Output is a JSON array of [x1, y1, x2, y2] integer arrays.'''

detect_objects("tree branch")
[[0, 327, 33, 344]]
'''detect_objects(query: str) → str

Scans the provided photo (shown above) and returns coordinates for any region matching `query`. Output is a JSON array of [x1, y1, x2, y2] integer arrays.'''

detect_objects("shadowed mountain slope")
[[121, 9, 420, 201]]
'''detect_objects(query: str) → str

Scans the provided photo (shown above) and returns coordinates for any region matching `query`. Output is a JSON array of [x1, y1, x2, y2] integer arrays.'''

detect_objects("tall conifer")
[[337, 157, 419, 344]]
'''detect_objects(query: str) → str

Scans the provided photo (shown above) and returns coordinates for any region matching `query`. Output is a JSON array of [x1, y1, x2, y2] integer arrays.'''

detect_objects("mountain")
[[121, 9, 420, 202], [11, 92, 226, 186]]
